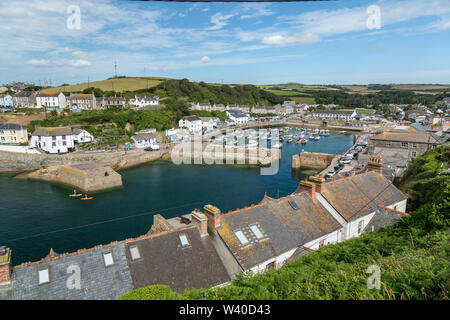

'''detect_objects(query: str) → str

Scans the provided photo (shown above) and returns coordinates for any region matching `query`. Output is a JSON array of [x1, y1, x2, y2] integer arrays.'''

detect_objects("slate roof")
[[36, 92, 61, 97], [33, 127, 72, 136], [217, 192, 342, 270], [2, 243, 134, 300], [227, 109, 248, 118], [320, 171, 407, 222], [0, 123, 24, 130], [181, 115, 201, 121], [370, 131, 440, 144], [13, 91, 33, 98], [313, 109, 356, 115], [125, 226, 230, 294], [363, 205, 409, 232]]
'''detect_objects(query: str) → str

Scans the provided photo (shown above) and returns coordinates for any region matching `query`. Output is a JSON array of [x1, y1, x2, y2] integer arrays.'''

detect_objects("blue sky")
[[1, 0, 450, 86]]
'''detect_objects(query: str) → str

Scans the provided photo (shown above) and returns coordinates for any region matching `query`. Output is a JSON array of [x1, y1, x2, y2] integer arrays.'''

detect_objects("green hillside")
[[42, 77, 171, 93]]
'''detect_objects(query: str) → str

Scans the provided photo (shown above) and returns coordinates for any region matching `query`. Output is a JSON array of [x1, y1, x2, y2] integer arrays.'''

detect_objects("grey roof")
[[13, 91, 34, 98], [313, 109, 356, 115], [33, 127, 72, 136], [0, 123, 24, 130], [2, 243, 133, 300], [125, 226, 230, 294], [363, 206, 408, 232], [217, 192, 342, 270], [227, 109, 247, 118]]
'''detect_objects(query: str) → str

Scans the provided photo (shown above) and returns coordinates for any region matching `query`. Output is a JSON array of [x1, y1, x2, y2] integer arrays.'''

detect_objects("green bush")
[[118, 285, 176, 300]]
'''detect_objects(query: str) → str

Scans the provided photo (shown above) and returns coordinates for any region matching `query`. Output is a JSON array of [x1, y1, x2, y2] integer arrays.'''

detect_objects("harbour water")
[[0, 131, 355, 265]]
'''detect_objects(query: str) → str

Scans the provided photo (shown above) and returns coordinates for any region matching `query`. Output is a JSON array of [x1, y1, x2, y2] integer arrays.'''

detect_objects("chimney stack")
[[367, 156, 383, 174], [299, 179, 315, 197], [191, 210, 208, 237], [309, 175, 325, 193], [203, 204, 221, 233], [0, 246, 11, 286]]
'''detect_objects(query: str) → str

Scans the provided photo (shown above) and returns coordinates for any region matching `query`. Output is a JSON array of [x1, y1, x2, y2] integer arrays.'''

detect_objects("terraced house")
[[0, 123, 28, 144], [0, 159, 408, 299], [67, 93, 96, 110], [369, 130, 441, 160], [36, 92, 66, 108], [12, 91, 36, 108]]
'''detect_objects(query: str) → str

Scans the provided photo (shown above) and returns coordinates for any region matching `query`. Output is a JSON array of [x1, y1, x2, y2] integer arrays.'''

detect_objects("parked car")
[[325, 170, 336, 178], [144, 147, 153, 151], [333, 165, 341, 172], [339, 158, 352, 165], [355, 146, 363, 152]]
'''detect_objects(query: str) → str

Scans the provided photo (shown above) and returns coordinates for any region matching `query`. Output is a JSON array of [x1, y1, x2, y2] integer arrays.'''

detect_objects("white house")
[[0, 123, 28, 144], [226, 110, 249, 125], [72, 128, 94, 144], [30, 127, 75, 154], [129, 96, 159, 108], [207, 163, 407, 277], [179, 116, 202, 133], [199, 117, 220, 131], [312, 109, 358, 120], [36, 92, 67, 109], [131, 132, 158, 149]]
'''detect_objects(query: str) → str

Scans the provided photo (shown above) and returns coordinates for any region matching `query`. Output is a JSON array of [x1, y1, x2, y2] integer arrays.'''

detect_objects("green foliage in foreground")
[[119, 147, 450, 300], [118, 285, 176, 300]]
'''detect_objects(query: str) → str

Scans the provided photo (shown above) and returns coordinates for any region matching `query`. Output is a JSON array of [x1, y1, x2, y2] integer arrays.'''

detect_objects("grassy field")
[[42, 77, 171, 93]]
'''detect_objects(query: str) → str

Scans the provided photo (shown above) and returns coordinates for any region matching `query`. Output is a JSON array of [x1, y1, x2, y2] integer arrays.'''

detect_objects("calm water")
[[0, 131, 355, 265]]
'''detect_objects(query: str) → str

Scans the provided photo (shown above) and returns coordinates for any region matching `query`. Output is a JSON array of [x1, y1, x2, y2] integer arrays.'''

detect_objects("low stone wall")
[[292, 152, 337, 170]]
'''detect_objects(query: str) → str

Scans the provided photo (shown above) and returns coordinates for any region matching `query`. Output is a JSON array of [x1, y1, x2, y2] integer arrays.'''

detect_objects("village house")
[[206, 163, 407, 276], [213, 104, 226, 111], [199, 117, 220, 131], [0, 123, 28, 144], [283, 101, 295, 114], [369, 130, 441, 161], [129, 96, 159, 108], [179, 115, 202, 133], [131, 132, 158, 149], [72, 128, 94, 144], [95, 97, 126, 109], [67, 93, 96, 110], [312, 109, 358, 120], [36, 92, 66, 109], [226, 109, 249, 125], [12, 91, 37, 108], [0, 94, 13, 108], [30, 127, 75, 154]]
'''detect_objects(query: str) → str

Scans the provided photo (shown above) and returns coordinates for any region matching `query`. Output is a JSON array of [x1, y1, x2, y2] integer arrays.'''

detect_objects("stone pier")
[[292, 152, 337, 170]]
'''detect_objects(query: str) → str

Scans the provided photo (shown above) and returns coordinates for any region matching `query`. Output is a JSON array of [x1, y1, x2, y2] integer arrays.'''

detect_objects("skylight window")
[[249, 224, 264, 239], [179, 233, 190, 247], [130, 246, 140, 260], [103, 252, 114, 267], [38, 269, 49, 285], [234, 230, 249, 245], [288, 200, 299, 210]]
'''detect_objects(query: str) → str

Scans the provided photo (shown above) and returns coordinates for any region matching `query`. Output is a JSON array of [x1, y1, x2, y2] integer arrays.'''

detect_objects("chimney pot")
[[203, 204, 221, 233], [299, 180, 316, 197]]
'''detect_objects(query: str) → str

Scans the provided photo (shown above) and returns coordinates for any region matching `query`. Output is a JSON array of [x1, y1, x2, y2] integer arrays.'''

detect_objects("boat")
[[296, 138, 307, 144], [81, 194, 93, 200], [287, 138, 293, 143], [69, 189, 82, 197], [271, 142, 282, 148], [339, 131, 347, 134]]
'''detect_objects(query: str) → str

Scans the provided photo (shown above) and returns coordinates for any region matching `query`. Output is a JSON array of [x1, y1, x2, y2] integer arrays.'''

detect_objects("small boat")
[[271, 142, 282, 149], [287, 138, 293, 143], [69, 189, 82, 197], [81, 194, 93, 200], [296, 138, 307, 144], [339, 131, 347, 134]]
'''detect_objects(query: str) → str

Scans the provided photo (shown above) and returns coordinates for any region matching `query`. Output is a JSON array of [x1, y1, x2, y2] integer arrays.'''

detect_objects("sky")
[[1, 0, 450, 86]]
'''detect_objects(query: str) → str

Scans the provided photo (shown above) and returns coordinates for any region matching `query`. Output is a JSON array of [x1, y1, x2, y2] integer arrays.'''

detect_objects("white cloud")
[[71, 60, 91, 68], [262, 33, 319, 46], [27, 59, 54, 67], [240, 4, 274, 20], [201, 56, 211, 63], [208, 13, 235, 30], [426, 16, 450, 30], [72, 50, 87, 58]]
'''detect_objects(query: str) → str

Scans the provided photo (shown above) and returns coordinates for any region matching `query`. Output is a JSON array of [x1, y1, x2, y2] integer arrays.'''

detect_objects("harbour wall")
[[292, 152, 337, 170]]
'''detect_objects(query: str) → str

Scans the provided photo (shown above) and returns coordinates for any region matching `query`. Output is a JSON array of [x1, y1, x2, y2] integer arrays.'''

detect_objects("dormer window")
[[130, 246, 141, 260], [103, 252, 114, 267], [234, 229, 249, 245], [38, 269, 50, 285], [249, 224, 264, 239]]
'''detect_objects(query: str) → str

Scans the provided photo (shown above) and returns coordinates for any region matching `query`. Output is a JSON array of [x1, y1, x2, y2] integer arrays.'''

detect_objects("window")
[[358, 220, 364, 234], [288, 200, 299, 210], [385, 141, 391, 147], [249, 224, 264, 239], [52, 142, 56, 147], [103, 252, 114, 267], [401, 142, 408, 148], [234, 229, 249, 245], [319, 239, 325, 247], [412, 143, 417, 148], [130, 246, 141, 260], [266, 261, 276, 271], [62, 135, 66, 140], [62, 141, 67, 146], [412, 151, 417, 157], [179, 233, 190, 247], [431, 144, 437, 149], [38, 269, 50, 284], [52, 136, 56, 141]]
